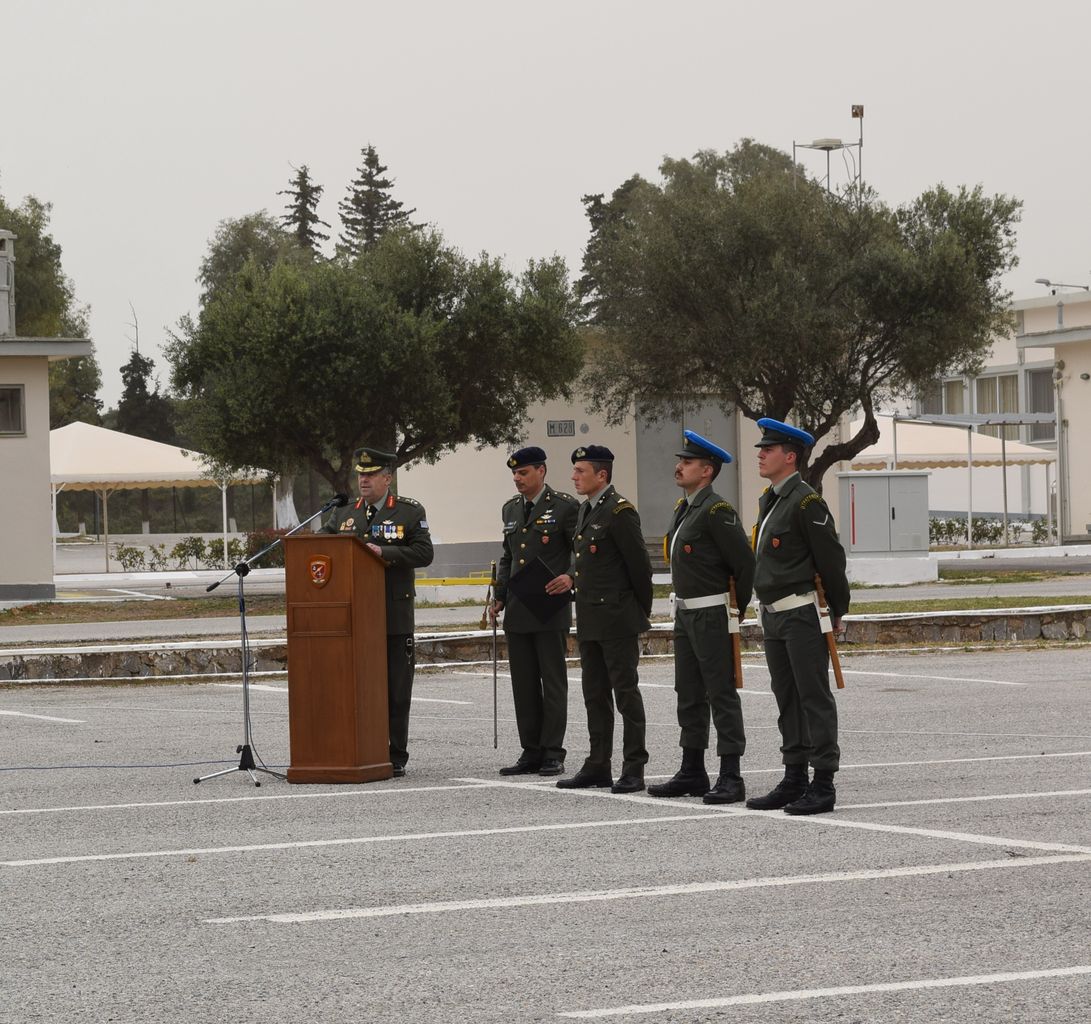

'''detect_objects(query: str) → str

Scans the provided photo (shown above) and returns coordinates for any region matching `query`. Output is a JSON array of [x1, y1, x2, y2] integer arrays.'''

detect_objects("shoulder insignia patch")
[[800, 493, 824, 511], [397, 495, 421, 507], [613, 501, 634, 515], [709, 501, 736, 515], [552, 491, 577, 503]]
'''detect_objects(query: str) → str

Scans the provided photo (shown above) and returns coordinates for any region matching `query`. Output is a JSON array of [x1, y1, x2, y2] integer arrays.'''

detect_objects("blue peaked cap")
[[676, 429, 732, 464], [755, 418, 816, 447]]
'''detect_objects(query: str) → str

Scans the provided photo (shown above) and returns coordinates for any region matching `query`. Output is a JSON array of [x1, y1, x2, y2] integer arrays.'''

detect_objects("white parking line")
[[469, 778, 1091, 855], [557, 965, 1091, 1018], [0, 710, 84, 724], [839, 788, 1091, 810], [840, 669, 1026, 687], [1, 811, 720, 867], [0, 781, 496, 816], [203, 854, 1091, 925]]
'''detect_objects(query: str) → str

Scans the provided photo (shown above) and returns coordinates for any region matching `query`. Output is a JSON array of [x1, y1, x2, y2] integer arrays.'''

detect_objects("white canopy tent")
[[50, 422, 269, 571], [848, 414, 1057, 546]]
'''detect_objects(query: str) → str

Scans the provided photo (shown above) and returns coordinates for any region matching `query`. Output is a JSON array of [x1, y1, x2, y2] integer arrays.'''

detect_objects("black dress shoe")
[[611, 774, 645, 794], [784, 780, 836, 815], [556, 768, 613, 789], [702, 775, 745, 804], [392, 765, 406, 778], [499, 756, 542, 776], [538, 759, 565, 776], [648, 770, 710, 798]]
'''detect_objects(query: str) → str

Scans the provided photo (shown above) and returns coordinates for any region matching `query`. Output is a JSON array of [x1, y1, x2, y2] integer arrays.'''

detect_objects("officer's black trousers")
[[506, 630, 569, 761], [387, 633, 415, 769], [760, 605, 840, 771], [577, 635, 648, 777], [673, 606, 745, 756]]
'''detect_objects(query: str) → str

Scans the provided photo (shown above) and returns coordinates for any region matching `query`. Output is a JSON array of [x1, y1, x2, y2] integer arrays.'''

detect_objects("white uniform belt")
[[761, 591, 816, 613], [675, 593, 727, 611]]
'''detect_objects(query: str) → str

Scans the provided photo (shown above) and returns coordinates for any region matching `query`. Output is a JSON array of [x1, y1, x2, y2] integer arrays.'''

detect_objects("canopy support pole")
[[966, 427, 974, 550], [1001, 433, 1009, 546], [221, 479, 230, 570], [101, 489, 112, 572]]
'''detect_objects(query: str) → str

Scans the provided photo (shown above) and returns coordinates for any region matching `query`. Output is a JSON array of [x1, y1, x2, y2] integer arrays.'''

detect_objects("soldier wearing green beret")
[[491, 446, 580, 777], [649, 431, 755, 803], [746, 419, 849, 815], [321, 446, 434, 777], [557, 445, 653, 795]]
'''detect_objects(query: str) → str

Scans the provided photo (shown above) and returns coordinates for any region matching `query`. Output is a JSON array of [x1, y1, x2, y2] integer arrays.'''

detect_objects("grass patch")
[[0, 595, 287, 626], [937, 567, 1084, 584]]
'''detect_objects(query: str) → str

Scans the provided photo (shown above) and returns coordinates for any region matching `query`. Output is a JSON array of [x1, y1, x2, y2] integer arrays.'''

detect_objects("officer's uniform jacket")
[[667, 486, 755, 611], [752, 472, 849, 619], [321, 492, 434, 634], [495, 485, 579, 633], [571, 485, 653, 642]]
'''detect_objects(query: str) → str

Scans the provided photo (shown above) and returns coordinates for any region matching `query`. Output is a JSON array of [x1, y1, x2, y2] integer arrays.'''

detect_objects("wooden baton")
[[728, 576, 743, 689], [814, 574, 845, 689]]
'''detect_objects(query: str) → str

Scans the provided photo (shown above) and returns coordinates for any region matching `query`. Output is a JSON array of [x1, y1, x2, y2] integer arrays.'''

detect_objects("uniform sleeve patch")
[[709, 501, 736, 515], [800, 493, 824, 511]]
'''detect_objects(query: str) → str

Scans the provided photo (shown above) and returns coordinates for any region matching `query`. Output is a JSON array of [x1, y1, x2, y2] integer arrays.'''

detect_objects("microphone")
[[331, 493, 349, 507]]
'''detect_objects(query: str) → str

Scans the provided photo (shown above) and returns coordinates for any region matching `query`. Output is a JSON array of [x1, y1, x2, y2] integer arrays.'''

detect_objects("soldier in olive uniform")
[[556, 445, 653, 795], [491, 446, 580, 777], [747, 419, 849, 815], [320, 447, 434, 777], [649, 431, 755, 804]]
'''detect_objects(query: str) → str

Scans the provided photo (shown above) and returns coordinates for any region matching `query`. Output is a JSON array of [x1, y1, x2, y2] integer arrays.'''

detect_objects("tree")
[[115, 350, 176, 443], [336, 144, 417, 259], [578, 141, 1021, 491], [167, 227, 583, 495], [0, 187, 103, 426], [278, 165, 330, 255], [197, 212, 305, 305]]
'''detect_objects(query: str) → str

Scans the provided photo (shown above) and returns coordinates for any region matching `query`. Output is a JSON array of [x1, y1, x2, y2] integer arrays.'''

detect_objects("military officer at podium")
[[491, 446, 580, 777], [649, 430, 754, 804], [558, 444, 653, 795], [321, 446, 434, 776]]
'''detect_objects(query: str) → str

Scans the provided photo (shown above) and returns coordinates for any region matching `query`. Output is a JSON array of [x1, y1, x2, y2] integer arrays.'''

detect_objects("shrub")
[[146, 544, 170, 571], [244, 528, 292, 569], [203, 538, 246, 569], [113, 543, 146, 571], [171, 536, 207, 570], [1031, 518, 1057, 545]]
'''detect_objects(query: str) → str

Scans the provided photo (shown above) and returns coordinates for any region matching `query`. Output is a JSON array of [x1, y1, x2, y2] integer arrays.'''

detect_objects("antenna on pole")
[[125, 301, 140, 354]]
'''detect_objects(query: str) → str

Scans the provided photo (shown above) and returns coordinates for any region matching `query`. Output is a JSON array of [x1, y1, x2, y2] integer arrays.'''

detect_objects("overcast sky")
[[5, 0, 1090, 406]]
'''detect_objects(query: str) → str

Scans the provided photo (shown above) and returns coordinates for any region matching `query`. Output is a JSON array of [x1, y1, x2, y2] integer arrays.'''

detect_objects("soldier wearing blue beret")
[[556, 445, 653, 794], [747, 419, 849, 815], [492, 446, 580, 777], [320, 446, 434, 777], [649, 431, 755, 803]]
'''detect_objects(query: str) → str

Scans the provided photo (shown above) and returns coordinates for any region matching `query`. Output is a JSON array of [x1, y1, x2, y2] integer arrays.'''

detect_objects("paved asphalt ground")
[[2, 647, 1089, 1022]]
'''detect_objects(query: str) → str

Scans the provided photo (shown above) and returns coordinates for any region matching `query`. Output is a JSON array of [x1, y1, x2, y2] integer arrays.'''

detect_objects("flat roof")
[[0, 338, 93, 361]]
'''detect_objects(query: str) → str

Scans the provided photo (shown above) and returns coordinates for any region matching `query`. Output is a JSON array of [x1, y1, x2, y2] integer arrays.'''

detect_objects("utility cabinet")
[[837, 471, 929, 554]]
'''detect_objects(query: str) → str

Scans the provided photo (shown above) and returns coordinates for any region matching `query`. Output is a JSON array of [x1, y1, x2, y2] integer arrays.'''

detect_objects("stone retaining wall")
[[2, 607, 1089, 683]]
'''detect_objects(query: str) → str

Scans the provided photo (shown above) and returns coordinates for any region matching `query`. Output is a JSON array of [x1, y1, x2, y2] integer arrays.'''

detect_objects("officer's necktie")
[[366, 504, 377, 523], [525, 499, 534, 521]]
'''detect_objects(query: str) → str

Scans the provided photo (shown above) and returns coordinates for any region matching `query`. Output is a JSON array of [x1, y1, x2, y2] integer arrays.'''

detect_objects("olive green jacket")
[[571, 486, 653, 641], [320, 492, 434, 634], [495, 485, 579, 634], [667, 486, 755, 611], [752, 473, 849, 619]]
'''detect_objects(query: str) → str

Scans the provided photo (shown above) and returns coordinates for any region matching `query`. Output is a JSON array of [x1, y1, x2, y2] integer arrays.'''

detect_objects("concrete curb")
[[2, 606, 1089, 684]]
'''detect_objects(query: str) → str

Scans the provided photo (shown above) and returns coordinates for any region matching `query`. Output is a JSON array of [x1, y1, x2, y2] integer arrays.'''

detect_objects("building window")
[[0, 385, 25, 435], [975, 373, 1018, 439], [944, 379, 965, 415], [1026, 368, 1055, 442], [918, 382, 942, 415], [917, 378, 965, 416]]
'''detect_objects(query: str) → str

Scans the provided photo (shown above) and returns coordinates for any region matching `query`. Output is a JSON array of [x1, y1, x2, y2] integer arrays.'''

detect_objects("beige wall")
[[1056, 343, 1091, 536], [399, 397, 639, 546], [0, 356, 54, 593]]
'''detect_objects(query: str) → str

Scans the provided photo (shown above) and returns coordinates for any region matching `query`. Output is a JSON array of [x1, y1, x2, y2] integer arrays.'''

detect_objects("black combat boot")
[[703, 754, 745, 804], [784, 768, 836, 815], [745, 763, 808, 810], [648, 748, 710, 798]]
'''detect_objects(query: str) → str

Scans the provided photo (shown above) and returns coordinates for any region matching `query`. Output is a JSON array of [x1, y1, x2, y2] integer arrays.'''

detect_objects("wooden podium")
[[284, 534, 392, 783]]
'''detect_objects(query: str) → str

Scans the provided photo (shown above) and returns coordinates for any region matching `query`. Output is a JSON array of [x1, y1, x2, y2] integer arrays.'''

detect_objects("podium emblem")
[[308, 555, 332, 587]]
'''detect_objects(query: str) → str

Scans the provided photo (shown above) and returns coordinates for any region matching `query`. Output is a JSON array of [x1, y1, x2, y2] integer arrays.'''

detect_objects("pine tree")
[[278, 165, 330, 255], [116, 350, 176, 443], [337, 145, 417, 259]]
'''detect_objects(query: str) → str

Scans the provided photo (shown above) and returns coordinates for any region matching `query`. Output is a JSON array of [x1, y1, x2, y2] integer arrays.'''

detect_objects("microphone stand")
[[194, 494, 347, 787]]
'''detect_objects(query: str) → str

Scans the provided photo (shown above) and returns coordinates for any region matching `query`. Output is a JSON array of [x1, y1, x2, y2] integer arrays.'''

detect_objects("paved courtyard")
[[2, 646, 1089, 1022]]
